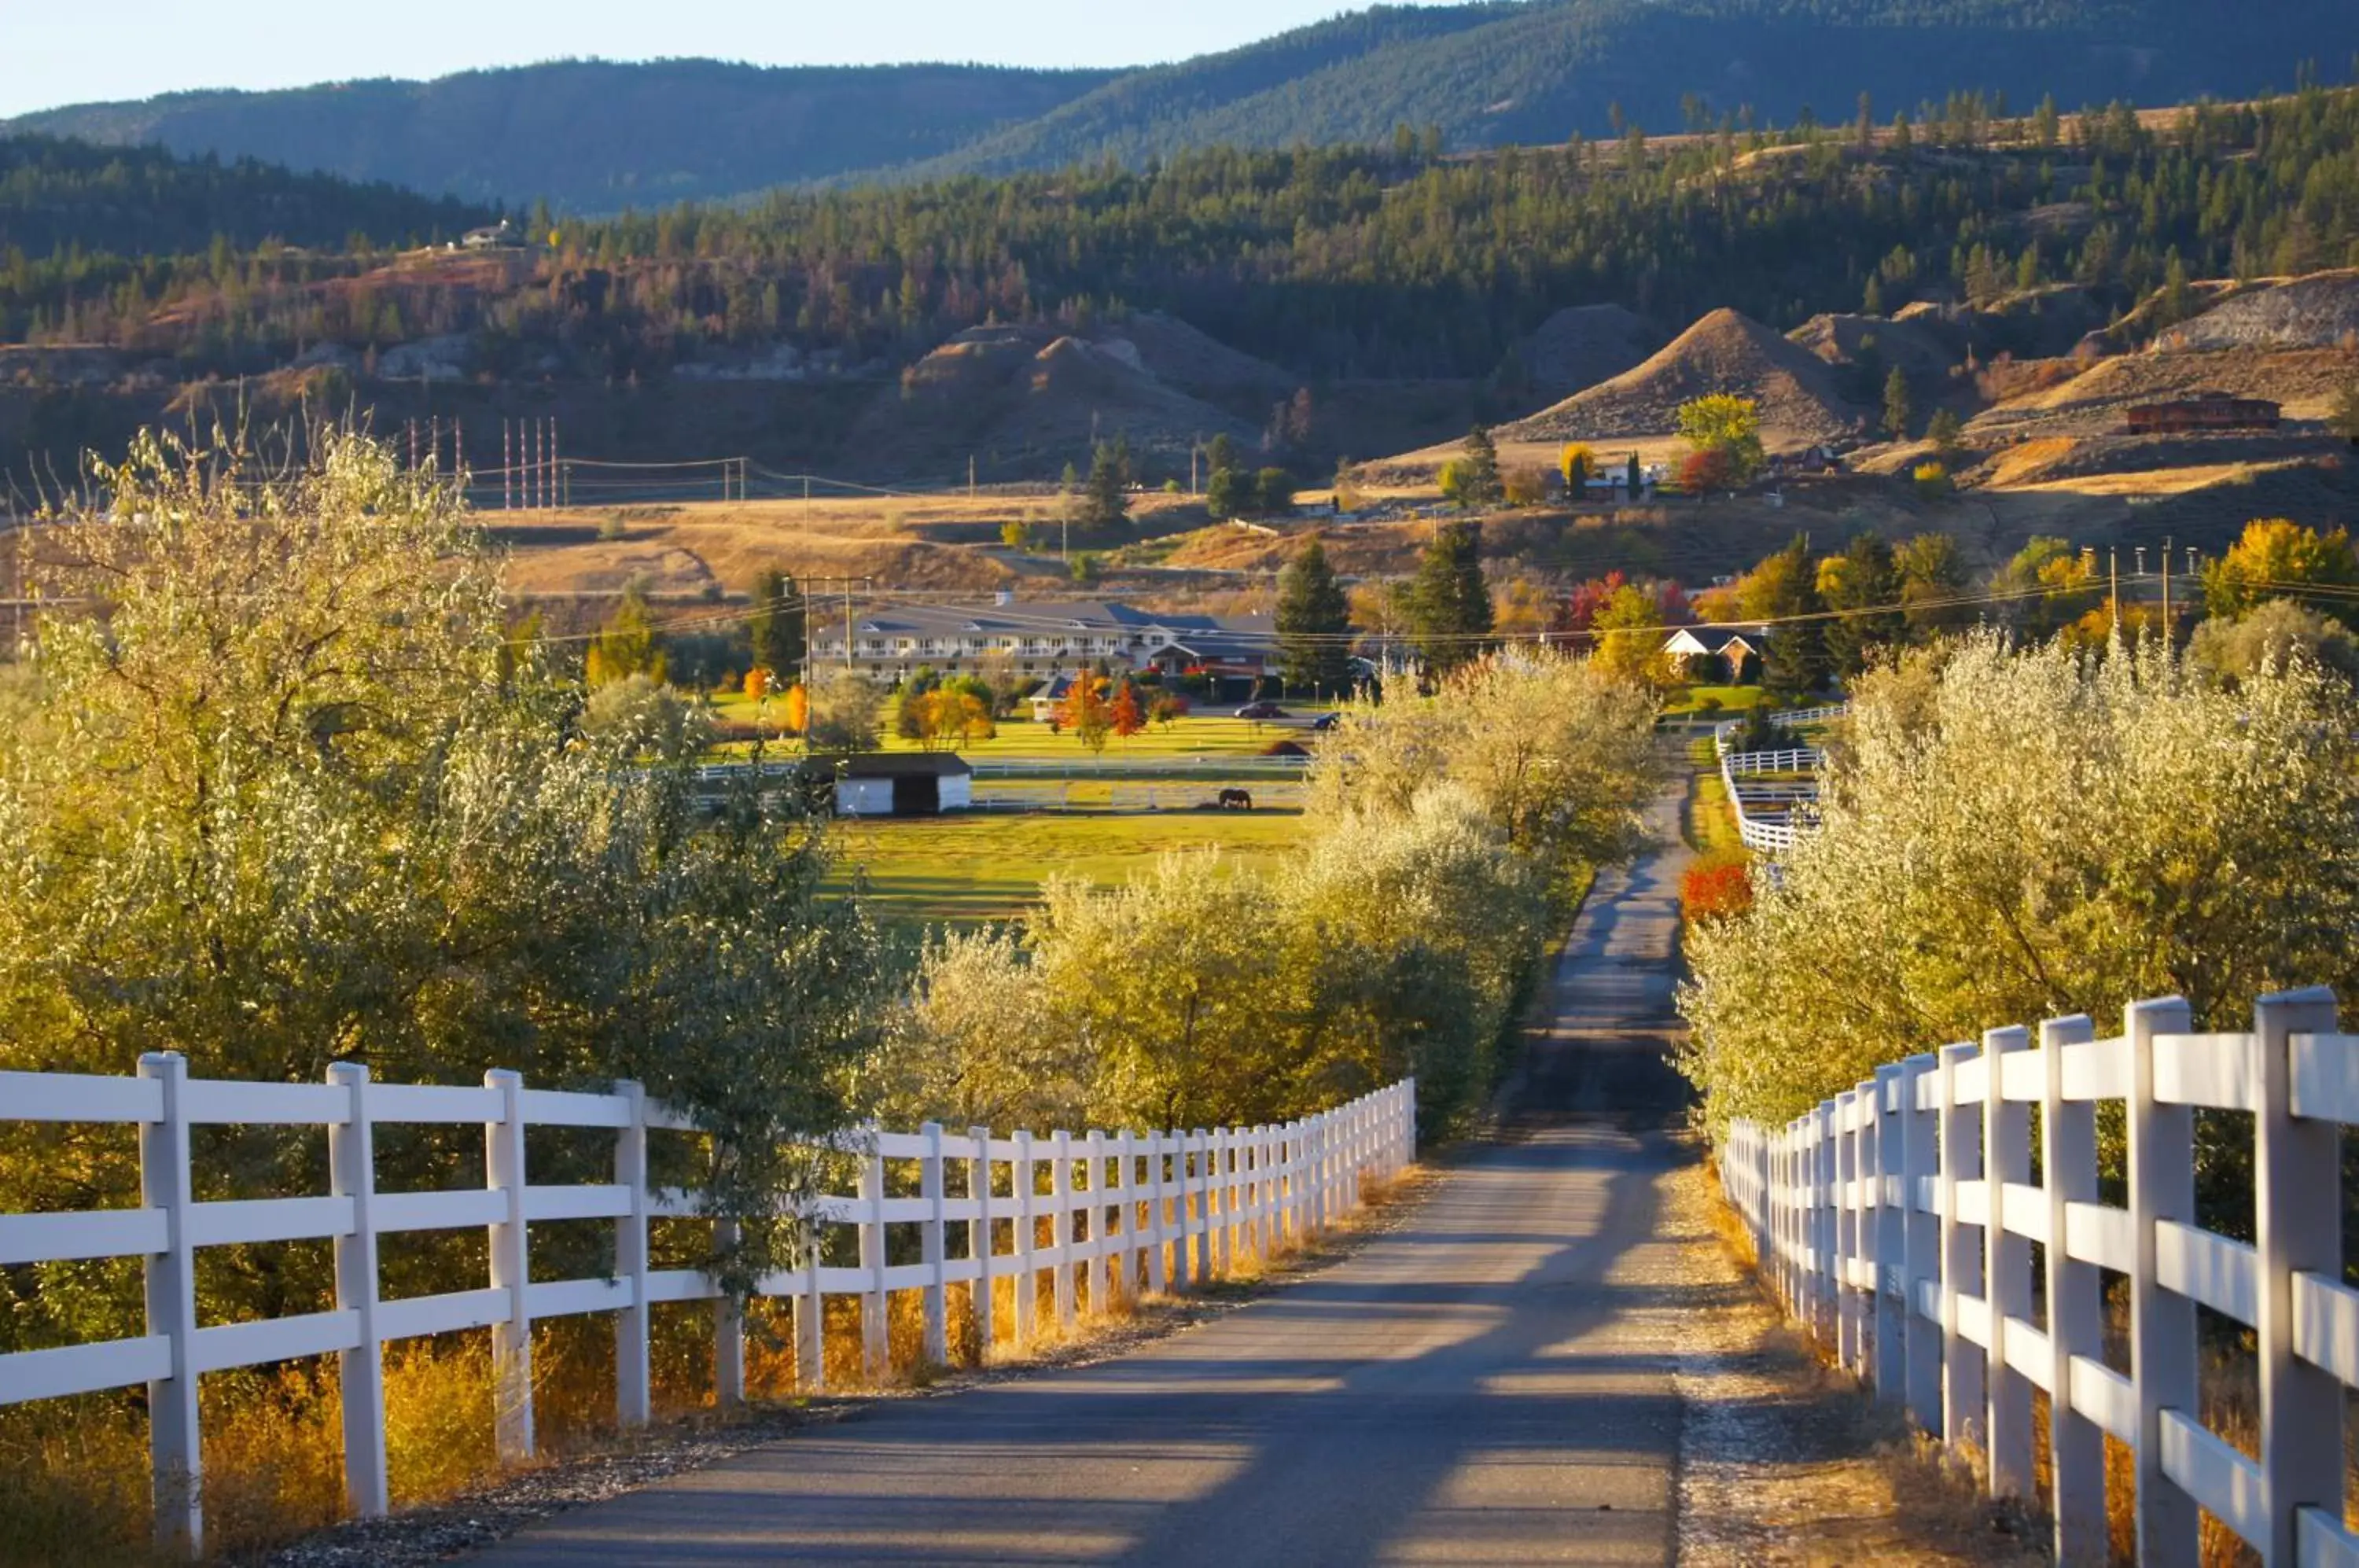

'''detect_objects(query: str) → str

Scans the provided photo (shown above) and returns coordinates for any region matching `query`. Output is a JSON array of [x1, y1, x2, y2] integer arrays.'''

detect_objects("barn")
[[830, 753, 973, 817]]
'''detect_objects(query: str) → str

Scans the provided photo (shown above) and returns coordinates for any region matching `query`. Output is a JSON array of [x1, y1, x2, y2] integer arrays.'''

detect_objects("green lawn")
[[830, 808, 1309, 924], [1659, 683, 1772, 718]]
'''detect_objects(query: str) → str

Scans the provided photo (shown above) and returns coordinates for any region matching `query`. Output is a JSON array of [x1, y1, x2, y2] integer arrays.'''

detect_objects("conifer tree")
[[1276, 537, 1352, 694]]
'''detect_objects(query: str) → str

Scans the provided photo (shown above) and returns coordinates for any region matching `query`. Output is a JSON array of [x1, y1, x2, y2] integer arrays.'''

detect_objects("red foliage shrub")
[[1681, 857, 1754, 924]]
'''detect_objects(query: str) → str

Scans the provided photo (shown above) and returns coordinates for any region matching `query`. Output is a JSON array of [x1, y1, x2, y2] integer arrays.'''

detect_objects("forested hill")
[[0, 61, 1119, 212], [0, 135, 492, 257], [9, 1, 2359, 208], [904, 0, 2359, 180]]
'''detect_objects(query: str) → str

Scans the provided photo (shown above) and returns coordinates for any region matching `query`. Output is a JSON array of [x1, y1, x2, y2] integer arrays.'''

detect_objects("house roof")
[[842, 600, 1274, 646], [830, 753, 973, 778], [1663, 624, 1768, 656]]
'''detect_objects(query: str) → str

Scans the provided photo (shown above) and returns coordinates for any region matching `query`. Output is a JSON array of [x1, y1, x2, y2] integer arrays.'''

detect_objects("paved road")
[[479, 793, 1696, 1567]]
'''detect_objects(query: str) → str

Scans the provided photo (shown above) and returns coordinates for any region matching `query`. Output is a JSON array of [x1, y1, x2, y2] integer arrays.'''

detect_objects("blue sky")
[[0, 0, 1373, 118]]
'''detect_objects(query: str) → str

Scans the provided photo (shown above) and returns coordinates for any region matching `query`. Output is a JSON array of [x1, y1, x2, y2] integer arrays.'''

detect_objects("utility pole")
[[503, 421, 513, 510], [969, 454, 977, 498]]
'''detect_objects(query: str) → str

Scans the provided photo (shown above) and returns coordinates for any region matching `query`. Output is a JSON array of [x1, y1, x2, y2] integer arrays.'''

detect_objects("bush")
[[1911, 460, 1951, 499], [1680, 856, 1753, 924]]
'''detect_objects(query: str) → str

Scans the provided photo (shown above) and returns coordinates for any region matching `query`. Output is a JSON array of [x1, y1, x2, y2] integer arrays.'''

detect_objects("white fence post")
[[1936, 1039, 1986, 1452], [2128, 994, 2199, 1568], [326, 1062, 389, 1518], [2254, 986, 2342, 1566], [1014, 1128, 1038, 1342], [484, 1067, 534, 1463], [969, 1124, 995, 1357], [921, 1122, 949, 1366], [1148, 1132, 1172, 1294], [716, 1216, 749, 1403], [1816, 1099, 1838, 1346], [1051, 1130, 1077, 1329], [859, 1141, 889, 1380], [1210, 1128, 1231, 1275], [2039, 1013, 2105, 1566], [1871, 1064, 1905, 1404], [1981, 1026, 2033, 1500], [614, 1079, 652, 1429], [138, 1051, 201, 1556], [1089, 1128, 1113, 1308], [1836, 1091, 1861, 1371], [1900, 1053, 1941, 1433]]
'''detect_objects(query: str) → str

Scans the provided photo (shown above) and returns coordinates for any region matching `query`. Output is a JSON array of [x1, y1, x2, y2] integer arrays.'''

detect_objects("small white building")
[[1662, 624, 1770, 679], [828, 753, 973, 816]]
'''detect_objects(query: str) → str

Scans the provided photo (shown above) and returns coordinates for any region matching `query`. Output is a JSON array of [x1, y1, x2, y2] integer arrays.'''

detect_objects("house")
[[1028, 672, 1078, 723], [806, 598, 1278, 683], [1662, 624, 1770, 680], [828, 753, 972, 817], [2125, 392, 2282, 435]]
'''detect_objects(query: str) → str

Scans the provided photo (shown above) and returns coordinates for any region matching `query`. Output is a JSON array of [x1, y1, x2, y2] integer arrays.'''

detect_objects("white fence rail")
[[1712, 702, 1848, 756], [1720, 748, 1817, 854], [1721, 987, 2357, 1566], [0, 1058, 1415, 1556]]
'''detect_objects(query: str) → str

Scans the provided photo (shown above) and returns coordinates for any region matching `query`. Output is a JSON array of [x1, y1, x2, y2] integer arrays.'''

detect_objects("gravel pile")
[[2164, 269, 2359, 351]]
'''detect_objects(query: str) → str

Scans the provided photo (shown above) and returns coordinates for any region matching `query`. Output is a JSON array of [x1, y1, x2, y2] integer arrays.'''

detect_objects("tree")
[[1057, 672, 1113, 755], [586, 585, 665, 686], [1817, 532, 1902, 679], [0, 428, 888, 1328], [1590, 583, 1673, 690], [1675, 394, 1764, 483], [2203, 517, 2359, 623], [2189, 598, 2359, 685], [1109, 678, 1144, 742], [915, 683, 995, 749], [805, 667, 883, 752], [744, 666, 770, 704], [1926, 407, 1964, 456], [1334, 458, 1366, 513], [1882, 366, 1913, 441], [1679, 634, 2359, 1157], [1255, 468, 1296, 517], [1081, 441, 1129, 530], [747, 567, 806, 680], [1206, 466, 1246, 521], [2331, 377, 2359, 447], [1559, 443, 1598, 492], [1148, 691, 1191, 730], [1276, 537, 1352, 694], [782, 682, 810, 736], [1893, 532, 1968, 639], [1404, 521, 1493, 673], [1741, 536, 1824, 695], [1444, 425, 1502, 509]]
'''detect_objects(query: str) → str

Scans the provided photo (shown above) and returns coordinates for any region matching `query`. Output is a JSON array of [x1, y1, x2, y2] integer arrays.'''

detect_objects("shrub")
[[1911, 460, 1950, 499], [1680, 856, 1753, 924]]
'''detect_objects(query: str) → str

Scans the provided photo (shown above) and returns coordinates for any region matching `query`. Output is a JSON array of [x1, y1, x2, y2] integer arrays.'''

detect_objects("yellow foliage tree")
[[744, 667, 770, 704], [782, 683, 810, 736], [1559, 443, 1598, 491]]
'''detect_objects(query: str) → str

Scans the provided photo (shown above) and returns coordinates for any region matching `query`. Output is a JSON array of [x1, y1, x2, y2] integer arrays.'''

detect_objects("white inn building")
[[808, 599, 1277, 681]]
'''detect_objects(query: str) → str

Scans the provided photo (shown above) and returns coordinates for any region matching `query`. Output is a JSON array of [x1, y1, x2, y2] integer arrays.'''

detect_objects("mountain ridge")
[[9, 1, 2359, 209]]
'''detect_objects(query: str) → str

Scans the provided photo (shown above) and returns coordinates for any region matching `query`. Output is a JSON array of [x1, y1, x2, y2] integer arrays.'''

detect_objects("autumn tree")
[[1590, 583, 1675, 690], [1675, 394, 1764, 484], [1109, 677, 1144, 742], [1816, 532, 1903, 679], [1559, 443, 1598, 491], [2203, 517, 2359, 624], [1276, 536, 1352, 694], [1058, 672, 1113, 755], [586, 584, 665, 686]]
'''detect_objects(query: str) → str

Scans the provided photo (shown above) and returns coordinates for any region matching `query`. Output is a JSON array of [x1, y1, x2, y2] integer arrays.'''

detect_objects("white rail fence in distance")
[[1720, 986, 2357, 1566], [0, 1058, 1415, 1556]]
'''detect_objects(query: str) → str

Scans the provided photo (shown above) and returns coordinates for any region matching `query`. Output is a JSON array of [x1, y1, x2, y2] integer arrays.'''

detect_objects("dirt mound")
[[855, 322, 1253, 481], [1500, 307, 1866, 446], [1788, 313, 1960, 381], [2162, 270, 2359, 352], [1094, 312, 1293, 396], [1519, 305, 1666, 395]]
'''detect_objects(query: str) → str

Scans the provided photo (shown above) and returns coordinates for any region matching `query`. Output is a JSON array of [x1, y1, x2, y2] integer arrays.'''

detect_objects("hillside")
[[903, 0, 2359, 181], [2, 61, 1114, 211], [12, 1, 2359, 204], [0, 134, 491, 256]]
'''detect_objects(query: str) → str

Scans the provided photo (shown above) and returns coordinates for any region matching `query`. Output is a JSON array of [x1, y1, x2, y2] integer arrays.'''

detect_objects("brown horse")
[[1216, 787, 1253, 811]]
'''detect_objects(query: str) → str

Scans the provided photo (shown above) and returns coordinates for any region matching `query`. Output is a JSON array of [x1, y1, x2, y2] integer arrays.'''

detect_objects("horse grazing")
[[1216, 787, 1254, 812]]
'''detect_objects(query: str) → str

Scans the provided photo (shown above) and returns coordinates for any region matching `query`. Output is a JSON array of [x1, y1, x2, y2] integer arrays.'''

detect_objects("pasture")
[[830, 808, 1308, 923]]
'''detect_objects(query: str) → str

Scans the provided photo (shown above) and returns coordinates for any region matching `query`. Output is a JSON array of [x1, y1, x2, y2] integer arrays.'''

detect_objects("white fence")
[[1711, 702, 1847, 757], [0, 1057, 1415, 1556], [1721, 987, 2359, 1566], [1719, 747, 1820, 854]]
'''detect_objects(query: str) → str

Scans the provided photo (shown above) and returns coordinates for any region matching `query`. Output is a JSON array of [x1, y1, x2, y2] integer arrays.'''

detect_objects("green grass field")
[[1659, 683, 1771, 718], [830, 808, 1309, 923]]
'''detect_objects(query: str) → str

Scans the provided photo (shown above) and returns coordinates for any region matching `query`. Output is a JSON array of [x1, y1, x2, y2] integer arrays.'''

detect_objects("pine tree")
[[1882, 366, 1913, 442], [1820, 533, 1901, 679], [1457, 425, 1502, 507], [1082, 442, 1128, 530], [1275, 537, 1352, 694], [747, 567, 805, 680], [1407, 521, 1492, 674]]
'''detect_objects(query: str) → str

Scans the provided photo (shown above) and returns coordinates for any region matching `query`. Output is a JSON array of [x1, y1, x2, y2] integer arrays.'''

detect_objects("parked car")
[[1308, 712, 1341, 731], [1233, 701, 1289, 720]]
